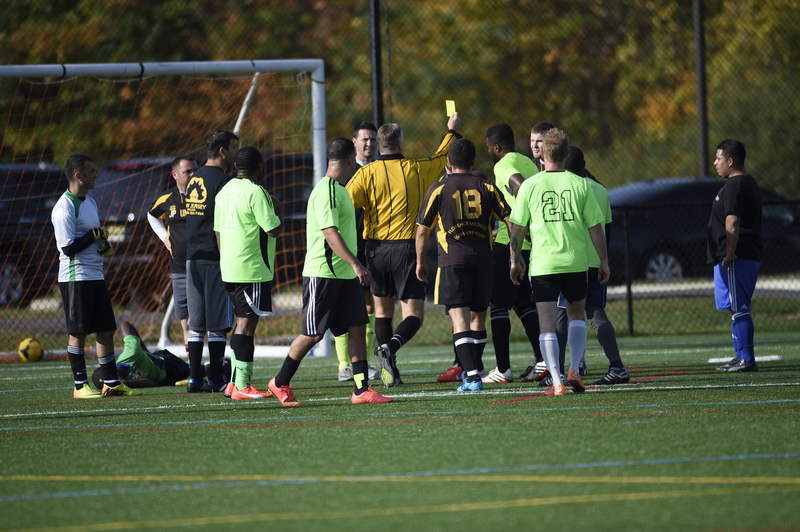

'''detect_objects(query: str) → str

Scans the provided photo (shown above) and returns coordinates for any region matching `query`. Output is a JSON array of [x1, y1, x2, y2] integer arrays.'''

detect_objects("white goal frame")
[[0, 59, 330, 357]]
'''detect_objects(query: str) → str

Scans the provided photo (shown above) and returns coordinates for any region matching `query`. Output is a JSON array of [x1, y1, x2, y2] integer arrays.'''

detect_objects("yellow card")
[[446, 100, 456, 116]]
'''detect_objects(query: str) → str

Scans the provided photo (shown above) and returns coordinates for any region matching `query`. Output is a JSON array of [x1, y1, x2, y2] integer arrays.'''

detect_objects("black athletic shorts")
[[530, 271, 588, 304], [58, 280, 117, 335], [490, 244, 534, 309], [226, 281, 274, 318], [558, 268, 606, 309], [301, 277, 368, 337], [365, 239, 426, 300], [435, 264, 493, 312]]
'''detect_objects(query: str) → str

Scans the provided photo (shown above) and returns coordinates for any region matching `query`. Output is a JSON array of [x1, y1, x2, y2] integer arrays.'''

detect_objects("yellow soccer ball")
[[18, 338, 44, 362]]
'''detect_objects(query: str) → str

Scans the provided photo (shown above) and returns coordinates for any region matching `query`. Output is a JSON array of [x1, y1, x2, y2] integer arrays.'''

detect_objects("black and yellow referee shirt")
[[346, 131, 458, 241]]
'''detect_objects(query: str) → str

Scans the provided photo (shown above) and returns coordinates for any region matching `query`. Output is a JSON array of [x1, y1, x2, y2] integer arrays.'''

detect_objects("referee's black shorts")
[[365, 239, 426, 300]]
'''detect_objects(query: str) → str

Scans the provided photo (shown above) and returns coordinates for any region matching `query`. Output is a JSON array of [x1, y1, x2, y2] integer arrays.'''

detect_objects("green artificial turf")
[[1, 334, 799, 531]]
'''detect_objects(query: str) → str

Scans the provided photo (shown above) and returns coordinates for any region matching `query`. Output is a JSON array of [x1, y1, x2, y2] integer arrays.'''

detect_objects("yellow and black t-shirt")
[[417, 172, 510, 268], [347, 131, 458, 241]]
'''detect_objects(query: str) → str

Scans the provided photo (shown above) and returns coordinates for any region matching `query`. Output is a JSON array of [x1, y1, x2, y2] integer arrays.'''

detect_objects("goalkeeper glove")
[[90, 227, 109, 241], [98, 239, 114, 256]]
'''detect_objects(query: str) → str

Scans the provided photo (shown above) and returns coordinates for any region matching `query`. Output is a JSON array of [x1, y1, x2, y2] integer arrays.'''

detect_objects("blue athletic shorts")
[[713, 259, 760, 312]]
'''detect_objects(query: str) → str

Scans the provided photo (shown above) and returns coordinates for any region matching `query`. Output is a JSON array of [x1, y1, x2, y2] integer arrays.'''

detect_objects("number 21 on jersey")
[[542, 190, 575, 222]]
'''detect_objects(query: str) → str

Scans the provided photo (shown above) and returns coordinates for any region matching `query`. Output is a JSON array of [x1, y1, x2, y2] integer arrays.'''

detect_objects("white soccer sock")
[[539, 333, 562, 386], [567, 320, 587, 374]]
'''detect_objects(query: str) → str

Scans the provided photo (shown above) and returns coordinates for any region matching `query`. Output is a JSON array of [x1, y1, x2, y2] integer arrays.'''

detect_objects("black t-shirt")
[[185, 164, 231, 261], [149, 187, 187, 274], [417, 172, 510, 267], [707, 173, 763, 263]]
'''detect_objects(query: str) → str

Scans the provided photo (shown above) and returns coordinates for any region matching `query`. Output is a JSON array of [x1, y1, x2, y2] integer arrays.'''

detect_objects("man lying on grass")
[[92, 321, 229, 389]]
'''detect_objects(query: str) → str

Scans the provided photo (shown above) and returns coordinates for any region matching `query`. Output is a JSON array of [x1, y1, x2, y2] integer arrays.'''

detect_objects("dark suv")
[[93, 153, 313, 309], [0, 163, 63, 306]]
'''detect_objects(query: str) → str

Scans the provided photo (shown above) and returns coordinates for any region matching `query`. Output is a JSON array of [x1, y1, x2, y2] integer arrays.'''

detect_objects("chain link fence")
[[1, 0, 798, 354]]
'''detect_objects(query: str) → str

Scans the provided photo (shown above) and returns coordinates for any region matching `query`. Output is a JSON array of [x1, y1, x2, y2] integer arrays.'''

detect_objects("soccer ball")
[[18, 338, 44, 362]]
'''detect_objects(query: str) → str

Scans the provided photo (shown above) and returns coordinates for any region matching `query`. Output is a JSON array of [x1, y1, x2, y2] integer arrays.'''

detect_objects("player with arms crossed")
[[416, 138, 511, 392], [51, 154, 138, 398], [709, 139, 763, 373], [509, 129, 609, 396], [148, 156, 196, 353], [268, 138, 393, 406]]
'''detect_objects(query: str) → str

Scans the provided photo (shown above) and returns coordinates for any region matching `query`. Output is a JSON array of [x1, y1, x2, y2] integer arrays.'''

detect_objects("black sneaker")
[[593, 367, 630, 385], [187, 379, 212, 393], [725, 359, 758, 372], [187, 379, 227, 393], [578, 360, 588, 376], [715, 358, 740, 371], [374, 344, 397, 388]]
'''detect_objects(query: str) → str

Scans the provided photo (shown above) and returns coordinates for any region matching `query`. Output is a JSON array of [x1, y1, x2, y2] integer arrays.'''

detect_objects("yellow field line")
[[3, 473, 800, 485], [12, 486, 800, 532]]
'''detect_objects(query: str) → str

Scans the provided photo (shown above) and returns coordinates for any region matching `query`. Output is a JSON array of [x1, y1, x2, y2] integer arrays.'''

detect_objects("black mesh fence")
[[1, 0, 798, 352]]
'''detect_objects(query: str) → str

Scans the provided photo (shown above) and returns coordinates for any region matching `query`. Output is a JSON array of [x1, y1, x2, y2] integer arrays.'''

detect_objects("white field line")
[[5, 381, 799, 420], [708, 355, 783, 363]]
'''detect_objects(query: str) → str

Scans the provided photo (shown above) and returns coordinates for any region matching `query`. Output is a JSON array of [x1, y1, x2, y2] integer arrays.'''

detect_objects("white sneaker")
[[368, 366, 381, 381], [482, 367, 514, 384], [338, 366, 354, 382]]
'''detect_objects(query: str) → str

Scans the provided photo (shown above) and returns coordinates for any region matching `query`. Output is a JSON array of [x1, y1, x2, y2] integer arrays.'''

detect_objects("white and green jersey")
[[586, 179, 612, 268], [510, 170, 605, 276], [303, 176, 357, 280], [51, 190, 105, 282], [214, 178, 281, 283], [493, 152, 538, 248]]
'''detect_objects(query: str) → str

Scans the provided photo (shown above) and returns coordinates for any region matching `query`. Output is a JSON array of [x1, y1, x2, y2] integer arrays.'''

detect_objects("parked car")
[[93, 153, 313, 309], [0, 163, 63, 306], [606, 177, 800, 283]]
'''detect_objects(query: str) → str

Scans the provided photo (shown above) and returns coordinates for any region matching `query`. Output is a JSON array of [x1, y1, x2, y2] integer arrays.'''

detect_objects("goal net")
[[0, 60, 326, 355]]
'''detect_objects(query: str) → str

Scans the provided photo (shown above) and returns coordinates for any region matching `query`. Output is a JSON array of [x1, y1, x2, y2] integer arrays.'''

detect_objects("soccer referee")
[[346, 113, 461, 387]]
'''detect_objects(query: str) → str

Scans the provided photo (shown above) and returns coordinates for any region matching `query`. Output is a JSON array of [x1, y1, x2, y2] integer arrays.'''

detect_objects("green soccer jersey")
[[116, 335, 166, 384], [302, 176, 357, 279], [586, 179, 612, 268], [493, 152, 538, 248], [510, 170, 605, 276], [214, 178, 281, 283]]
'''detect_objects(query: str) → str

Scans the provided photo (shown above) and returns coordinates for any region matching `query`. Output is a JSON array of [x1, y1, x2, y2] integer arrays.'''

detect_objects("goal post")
[[0, 59, 331, 357], [0, 59, 327, 186]]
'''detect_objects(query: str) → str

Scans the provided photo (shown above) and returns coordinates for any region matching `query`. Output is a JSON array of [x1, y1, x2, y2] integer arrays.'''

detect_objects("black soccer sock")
[[453, 331, 477, 380], [187, 331, 205, 381], [587, 307, 624, 368], [275, 356, 301, 388], [473, 329, 487, 371], [387, 316, 421, 355], [517, 304, 543, 363], [67, 346, 88, 390], [374, 317, 393, 347], [207, 332, 227, 385], [98, 351, 119, 387], [490, 307, 511, 372], [555, 306, 568, 375], [352, 359, 369, 394]]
